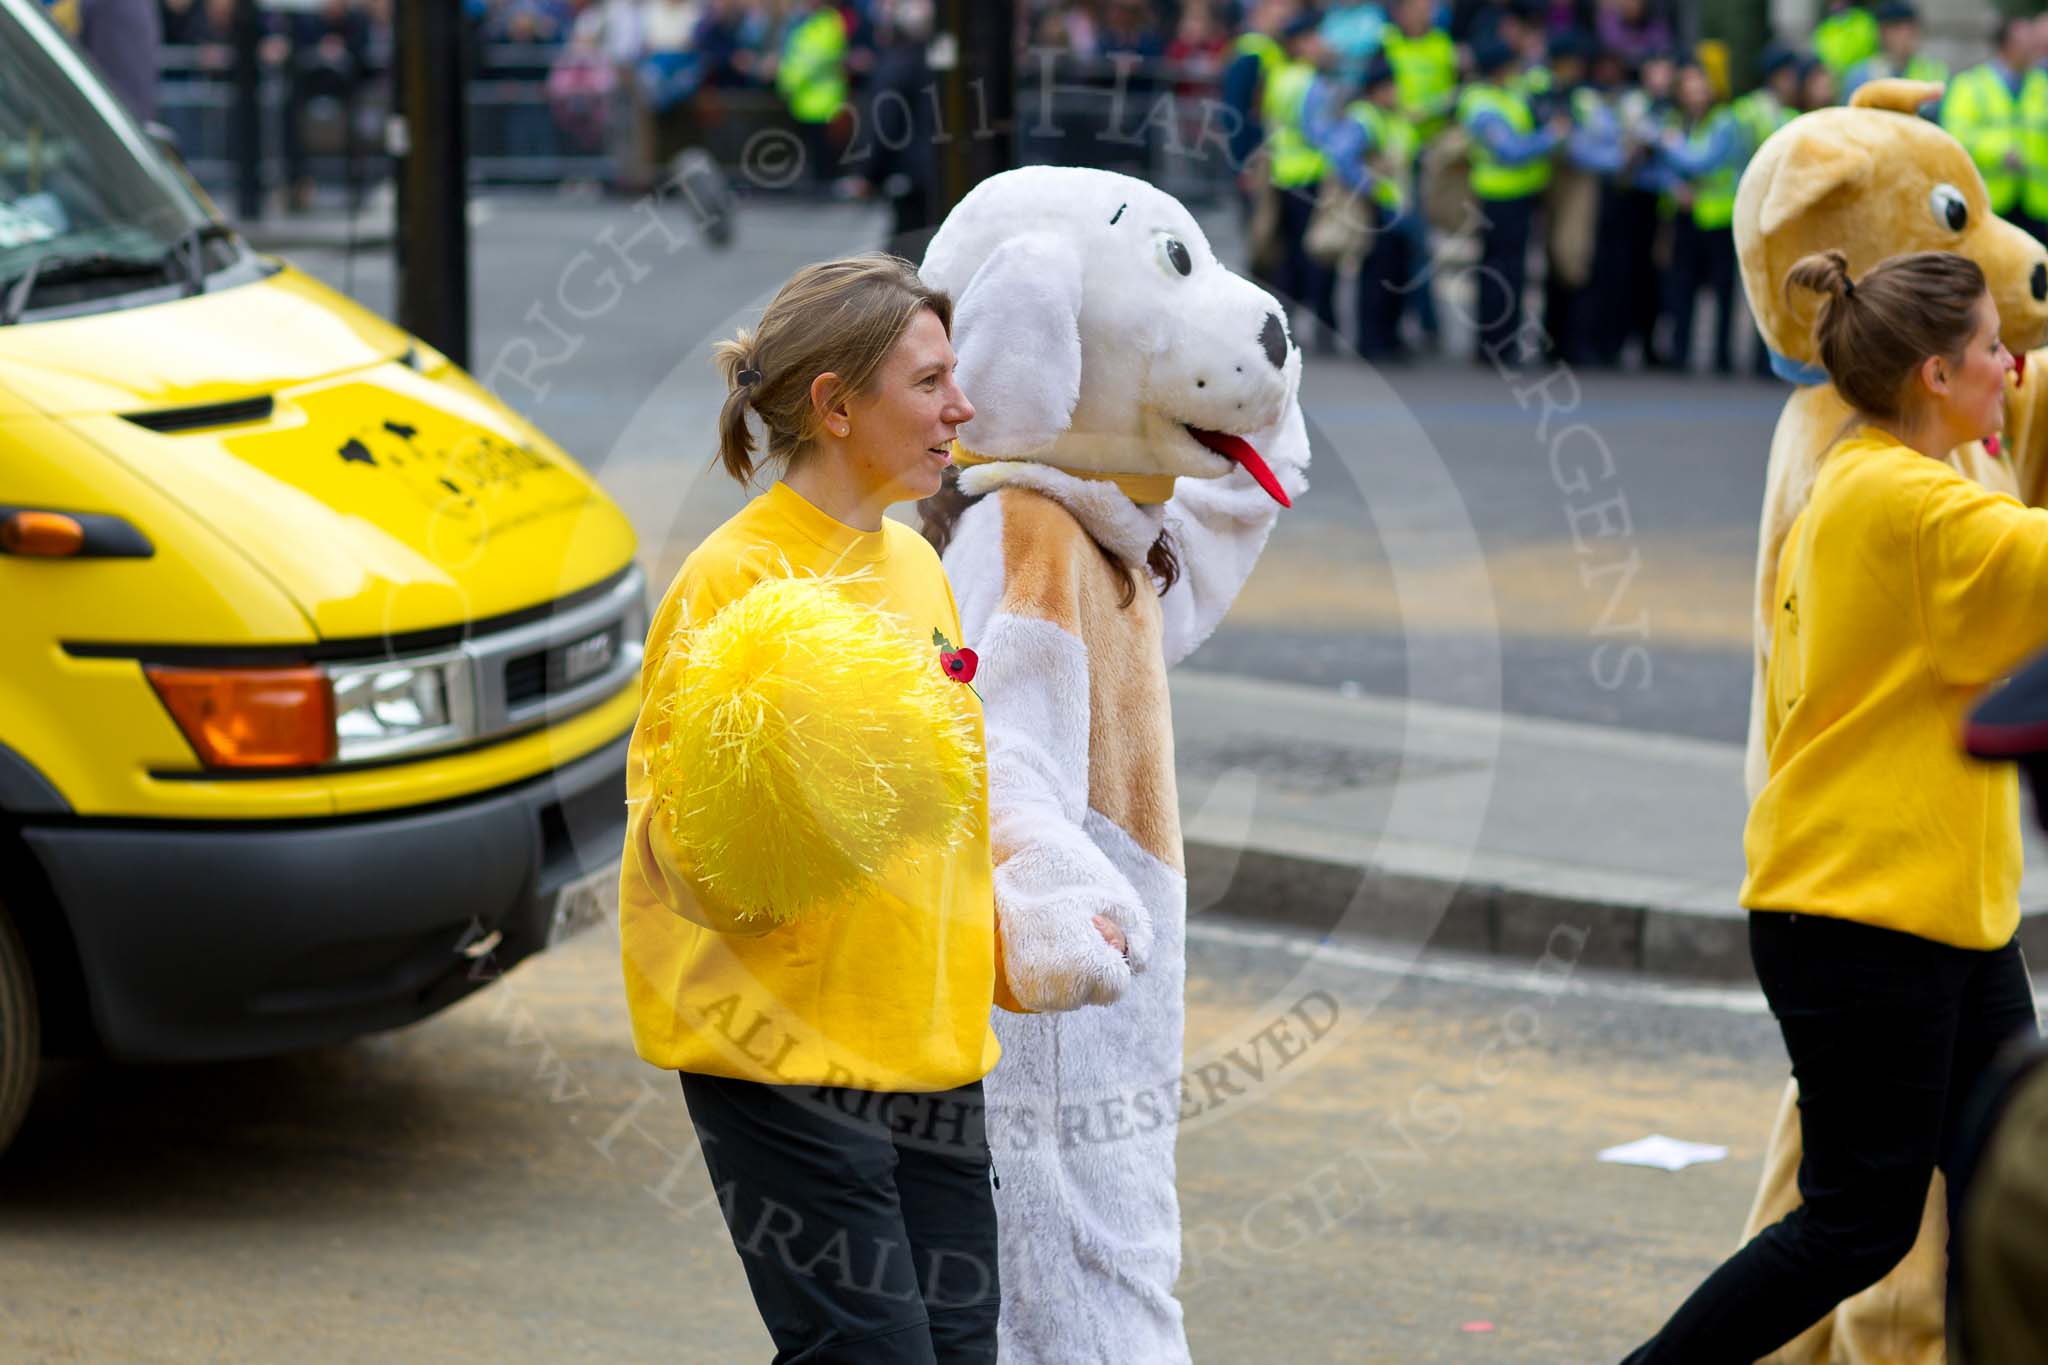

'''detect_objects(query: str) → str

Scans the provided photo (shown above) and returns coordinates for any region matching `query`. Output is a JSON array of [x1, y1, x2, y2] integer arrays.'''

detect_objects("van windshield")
[[0, 0, 237, 318]]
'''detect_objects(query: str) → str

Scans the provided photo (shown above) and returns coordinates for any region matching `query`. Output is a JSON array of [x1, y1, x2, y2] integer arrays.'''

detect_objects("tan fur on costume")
[[1734, 79, 2048, 1365], [997, 489, 1184, 873]]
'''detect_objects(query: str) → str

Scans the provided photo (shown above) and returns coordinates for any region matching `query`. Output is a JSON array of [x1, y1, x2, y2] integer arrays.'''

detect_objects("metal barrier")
[[155, 41, 616, 200], [152, 43, 1239, 205]]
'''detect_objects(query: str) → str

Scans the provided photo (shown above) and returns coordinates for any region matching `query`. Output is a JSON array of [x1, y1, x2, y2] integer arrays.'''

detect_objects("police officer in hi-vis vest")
[[1325, 52, 1422, 360], [1944, 15, 2048, 243], [1814, 0, 1880, 78], [1265, 13, 1343, 350], [1536, 30, 1603, 366], [1843, 1, 1946, 105], [1658, 57, 1745, 374], [1458, 35, 1570, 367], [1222, 0, 1291, 263], [773, 0, 850, 191], [1381, 0, 1456, 349]]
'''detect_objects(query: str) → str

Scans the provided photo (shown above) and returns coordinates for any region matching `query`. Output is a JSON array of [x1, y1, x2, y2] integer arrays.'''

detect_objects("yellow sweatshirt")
[[1744, 428, 2048, 949], [618, 480, 1004, 1091]]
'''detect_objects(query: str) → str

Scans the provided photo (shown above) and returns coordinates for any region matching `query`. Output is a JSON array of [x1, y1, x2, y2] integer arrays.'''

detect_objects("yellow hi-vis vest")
[[1347, 100, 1417, 211], [1382, 26, 1457, 140], [777, 9, 848, 126], [1457, 81, 1550, 201], [1814, 6, 1879, 75], [1264, 61, 1329, 189], [1688, 107, 1739, 230], [1942, 62, 2025, 214], [2021, 67, 2048, 221]]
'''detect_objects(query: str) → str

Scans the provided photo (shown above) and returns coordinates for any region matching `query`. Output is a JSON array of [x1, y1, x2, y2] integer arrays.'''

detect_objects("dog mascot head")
[[1737, 79, 2048, 380], [920, 165, 1304, 508]]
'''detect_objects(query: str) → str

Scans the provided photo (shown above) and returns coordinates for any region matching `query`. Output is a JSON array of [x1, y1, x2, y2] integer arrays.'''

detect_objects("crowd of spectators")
[[116, 0, 2012, 377]]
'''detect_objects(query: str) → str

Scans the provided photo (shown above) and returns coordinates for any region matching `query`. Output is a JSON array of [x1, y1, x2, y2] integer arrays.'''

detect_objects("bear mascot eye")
[[1929, 183, 1969, 234], [1157, 235, 1193, 277]]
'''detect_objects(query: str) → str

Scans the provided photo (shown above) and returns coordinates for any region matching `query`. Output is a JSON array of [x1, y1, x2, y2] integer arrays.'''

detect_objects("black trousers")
[[1622, 912, 2039, 1364], [1474, 191, 1536, 364], [1583, 184, 1631, 366], [1276, 182, 1338, 348], [1588, 186, 1664, 367], [1665, 218, 1737, 374], [1354, 210, 1412, 357], [680, 1073, 1001, 1364]]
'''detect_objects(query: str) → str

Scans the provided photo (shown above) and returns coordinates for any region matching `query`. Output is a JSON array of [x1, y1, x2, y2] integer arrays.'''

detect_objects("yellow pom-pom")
[[649, 572, 982, 925]]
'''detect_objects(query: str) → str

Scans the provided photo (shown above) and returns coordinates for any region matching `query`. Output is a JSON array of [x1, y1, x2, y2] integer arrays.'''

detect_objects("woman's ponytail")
[[713, 329, 761, 485], [1784, 248, 1855, 314]]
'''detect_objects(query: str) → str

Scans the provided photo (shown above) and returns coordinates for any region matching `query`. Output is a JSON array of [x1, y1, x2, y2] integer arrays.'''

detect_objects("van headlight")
[[327, 652, 473, 763]]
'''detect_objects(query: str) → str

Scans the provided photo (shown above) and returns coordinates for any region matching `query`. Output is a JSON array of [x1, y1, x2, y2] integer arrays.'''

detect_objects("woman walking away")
[[1622, 249, 2044, 1362], [619, 254, 1103, 1363]]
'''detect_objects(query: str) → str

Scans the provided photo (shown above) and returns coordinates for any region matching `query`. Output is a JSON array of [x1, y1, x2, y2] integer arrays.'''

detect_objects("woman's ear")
[[810, 371, 851, 438], [1921, 353, 1952, 400]]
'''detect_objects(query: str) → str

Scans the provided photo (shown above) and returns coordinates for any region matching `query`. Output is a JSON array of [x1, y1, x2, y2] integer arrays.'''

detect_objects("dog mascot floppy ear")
[[1734, 79, 2048, 1365], [920, 166, 1309, 1364]]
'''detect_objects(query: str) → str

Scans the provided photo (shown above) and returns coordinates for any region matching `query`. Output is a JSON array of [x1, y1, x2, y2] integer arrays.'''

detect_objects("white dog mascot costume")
[[918, 166, 1310, 1362]]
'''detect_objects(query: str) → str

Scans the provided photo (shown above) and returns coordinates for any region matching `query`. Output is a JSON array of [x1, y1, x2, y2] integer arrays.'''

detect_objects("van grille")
[[503, 623, 624, 710]]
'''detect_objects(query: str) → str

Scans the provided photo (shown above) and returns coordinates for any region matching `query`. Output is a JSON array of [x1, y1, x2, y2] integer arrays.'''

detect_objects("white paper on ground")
[[1598, 1135, 1730, 1172]]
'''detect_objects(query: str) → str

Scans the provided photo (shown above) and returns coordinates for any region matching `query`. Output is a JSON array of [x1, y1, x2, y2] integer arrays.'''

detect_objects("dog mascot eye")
[[1156, 235, 1193, 277], [1929, 183, 1969, 233]]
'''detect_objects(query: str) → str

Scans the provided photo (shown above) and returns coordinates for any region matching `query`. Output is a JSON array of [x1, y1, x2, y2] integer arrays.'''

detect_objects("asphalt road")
[[0, 913, 1794, 1363], [282, 191, 1780, 743]]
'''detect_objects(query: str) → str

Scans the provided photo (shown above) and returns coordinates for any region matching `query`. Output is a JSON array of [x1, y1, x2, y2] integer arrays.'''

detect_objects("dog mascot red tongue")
[[916, 166, 1309, 1365], [1189, 427, 1291, 507]]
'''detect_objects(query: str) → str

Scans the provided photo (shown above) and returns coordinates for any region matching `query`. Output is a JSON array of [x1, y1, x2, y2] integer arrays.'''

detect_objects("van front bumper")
[[21, 730, 629, 1062]]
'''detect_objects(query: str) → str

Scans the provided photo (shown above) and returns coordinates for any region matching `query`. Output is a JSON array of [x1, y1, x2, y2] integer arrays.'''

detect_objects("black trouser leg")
[[802, 120, 837, 189], [1584, 185, 1631, 366], [680, 1074, 999, 1365], [884, 1090, 1001, 1362], [1277, 183, 1337, 349], [1355, 218, 1409, 356], [1664, 216, 1702, 372], [1475, 192, 1534, 364], [1704, 225, 1737, 375], [1621, 914, 2040, 1365], [1622, 192, 1664, 366]]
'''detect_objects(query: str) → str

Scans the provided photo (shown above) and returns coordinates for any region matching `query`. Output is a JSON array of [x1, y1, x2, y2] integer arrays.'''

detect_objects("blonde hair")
[[712, 253, 954, 486], [1785, 248, 1988, 423]]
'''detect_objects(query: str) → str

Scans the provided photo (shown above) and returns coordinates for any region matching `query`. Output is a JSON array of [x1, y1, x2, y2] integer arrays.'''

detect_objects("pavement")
[[1174, 670, 2048, 981]]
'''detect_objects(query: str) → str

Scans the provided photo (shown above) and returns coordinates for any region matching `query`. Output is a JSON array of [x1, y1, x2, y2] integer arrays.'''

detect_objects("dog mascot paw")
[[1734, 79, 2048, 1365], [919, 165, 1308, 1364]]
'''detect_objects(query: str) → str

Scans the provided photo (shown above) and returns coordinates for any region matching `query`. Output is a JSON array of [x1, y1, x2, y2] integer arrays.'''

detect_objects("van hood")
[[0, 269, 637, 638]]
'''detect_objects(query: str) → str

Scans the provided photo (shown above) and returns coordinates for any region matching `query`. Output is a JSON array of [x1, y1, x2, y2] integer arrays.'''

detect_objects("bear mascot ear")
[[1757, 131, 1877, 238], [947, 232, 1086, 458], [1848, 77, 1945, 115]]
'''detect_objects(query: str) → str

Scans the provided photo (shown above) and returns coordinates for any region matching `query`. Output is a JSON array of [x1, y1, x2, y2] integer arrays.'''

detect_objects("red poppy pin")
[[933, 628, 981, 701]]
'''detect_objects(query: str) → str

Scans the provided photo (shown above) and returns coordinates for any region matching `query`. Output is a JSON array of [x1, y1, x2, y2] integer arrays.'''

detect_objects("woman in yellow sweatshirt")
[[1624, 250, 2044, 1362], [618, 255, 1115, 1363]]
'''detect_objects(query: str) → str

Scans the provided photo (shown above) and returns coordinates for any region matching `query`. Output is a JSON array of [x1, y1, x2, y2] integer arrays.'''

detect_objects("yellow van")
[[0, 0, 641, 1151]]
